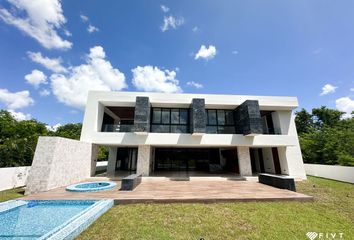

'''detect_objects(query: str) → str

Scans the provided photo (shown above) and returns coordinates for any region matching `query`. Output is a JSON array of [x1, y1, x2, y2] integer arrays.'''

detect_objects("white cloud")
[[87, 24, 99, 33], [187, 81, 203, 89], [0, 88, 34, 109], [161, 15, 184, 32], [27, 51, 67, 73], [320, 84, 337, 96], [192, 26, 199, 32], [25, 69, 47, 88], [160, 5, 169, 13], [80, 14, 88, 22], [336, 97, 354, 119], [39, 89, 50, 96], [312, 48, 323, 55], [350, 88, 354, 92], [0, 0, 72, 49], [50, 46, 126, 109], [132, 66, 182, 93], [46, 123, 61, 131], [195, 45, 217, 60], [63, 29, 71, 36], [8, 109, 31, 121], [232, 50, 238, 55]]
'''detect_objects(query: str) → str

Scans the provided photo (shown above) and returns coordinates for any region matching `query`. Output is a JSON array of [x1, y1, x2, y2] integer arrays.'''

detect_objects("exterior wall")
[[0, 166, 30, 191], [107, 147, 117, 176], [79, 91, 306, 180], [191, 98, 206, 133], [136, 145, 151, 176], [237, 147, 252, 176], [304, 164, 354, 183], [26, 137, 97, 195], [234, 100, 263, 135], [134, 96, 151, 132], [262, 148, 275, 173]]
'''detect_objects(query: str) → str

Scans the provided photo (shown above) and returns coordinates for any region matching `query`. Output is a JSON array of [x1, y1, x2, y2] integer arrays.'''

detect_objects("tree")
[[52, 123, 82, 140], [295, 107, 354, 166], [295, 108, 313, 134]]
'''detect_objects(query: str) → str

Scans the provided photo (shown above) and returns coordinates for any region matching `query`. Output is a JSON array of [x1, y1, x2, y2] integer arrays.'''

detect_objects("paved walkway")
[[21, 179, 312, 204]]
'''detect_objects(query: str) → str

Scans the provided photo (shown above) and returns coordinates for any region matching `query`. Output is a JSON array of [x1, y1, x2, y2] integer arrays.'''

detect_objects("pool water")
[[0, 200, 96, 239], [66, 181, 116, 192]]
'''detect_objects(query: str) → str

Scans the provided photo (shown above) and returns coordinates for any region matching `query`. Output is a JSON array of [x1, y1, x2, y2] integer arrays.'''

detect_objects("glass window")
[[161, 109, 170, 124], [152, 108, 161, 123], [207, 110, 217, 125], [206, 126, 218, 134], [171, 125, 188, 133], [217, 110, 225, 125], [171, 109, 179, 124], [225, 110, 234, 125], [218, 126, 235, 134], [151, 125, 170, 133], [180, 109, 188, 124]]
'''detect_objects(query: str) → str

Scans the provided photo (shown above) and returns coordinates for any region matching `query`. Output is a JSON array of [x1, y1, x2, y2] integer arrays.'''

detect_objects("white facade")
[[80, 91, 307, 180]]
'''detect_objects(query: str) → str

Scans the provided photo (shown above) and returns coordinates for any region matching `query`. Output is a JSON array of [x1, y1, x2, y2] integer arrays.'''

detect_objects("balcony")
[[263, 127, 282, 135], [102, 124, 134, 132]]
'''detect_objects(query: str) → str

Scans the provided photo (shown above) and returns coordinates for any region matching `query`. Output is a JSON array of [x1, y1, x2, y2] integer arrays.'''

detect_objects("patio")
[[21, 178, 313, 204]]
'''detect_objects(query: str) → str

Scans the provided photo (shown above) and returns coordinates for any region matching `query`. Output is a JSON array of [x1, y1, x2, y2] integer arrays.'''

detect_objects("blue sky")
[[0, 0, 353, 126]]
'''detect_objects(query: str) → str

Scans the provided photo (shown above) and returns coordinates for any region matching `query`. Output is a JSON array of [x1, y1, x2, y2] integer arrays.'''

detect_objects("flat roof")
[[87, 91, 299, 110]]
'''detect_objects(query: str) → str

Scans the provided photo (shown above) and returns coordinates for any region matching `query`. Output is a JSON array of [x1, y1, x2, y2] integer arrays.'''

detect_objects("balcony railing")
[[262, 127, 282, 135], [102, 124, 134, 132]]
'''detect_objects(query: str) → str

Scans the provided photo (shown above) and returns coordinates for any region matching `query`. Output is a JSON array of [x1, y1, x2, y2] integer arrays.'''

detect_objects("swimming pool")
[[66, 181, 117, 192], [0, 199, 113, 240]]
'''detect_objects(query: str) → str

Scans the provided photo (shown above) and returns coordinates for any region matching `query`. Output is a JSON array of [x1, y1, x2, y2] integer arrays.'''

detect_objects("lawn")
[[0, 187, 25, 202], [77, 176, 353, 240]]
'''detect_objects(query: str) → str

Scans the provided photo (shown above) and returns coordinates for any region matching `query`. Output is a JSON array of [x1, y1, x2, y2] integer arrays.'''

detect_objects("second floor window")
[[151, 108, 190, 133], [206, 109, 236, 134]]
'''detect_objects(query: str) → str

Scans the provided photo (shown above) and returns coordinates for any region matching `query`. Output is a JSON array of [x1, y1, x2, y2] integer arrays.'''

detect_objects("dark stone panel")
[[190, 98, 206, 133], [133, 96, 150, 132], [258, 174, 296, 191], [234, 100, 263, 135], [120, 174, 142, 191]]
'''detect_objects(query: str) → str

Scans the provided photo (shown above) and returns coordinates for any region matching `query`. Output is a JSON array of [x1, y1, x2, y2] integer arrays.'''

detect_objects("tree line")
[[295, 106, 353, 166], [0, 110, 107, 167], [0, 107, 353, 168]]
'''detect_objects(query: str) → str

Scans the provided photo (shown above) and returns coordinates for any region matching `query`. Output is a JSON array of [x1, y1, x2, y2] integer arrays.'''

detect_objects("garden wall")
[[0, 166, 31, 191], [304, 164, 354, 183]]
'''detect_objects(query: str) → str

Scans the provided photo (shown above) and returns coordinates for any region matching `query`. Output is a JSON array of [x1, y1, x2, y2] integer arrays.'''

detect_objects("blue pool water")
[[0, 200, 96, 239], [66, 181, 116, 192]]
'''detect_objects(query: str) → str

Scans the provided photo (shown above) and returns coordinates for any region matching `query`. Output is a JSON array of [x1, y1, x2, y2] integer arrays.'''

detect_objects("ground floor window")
[[153, 148, 239, 174], [115, 148, 138, 174]]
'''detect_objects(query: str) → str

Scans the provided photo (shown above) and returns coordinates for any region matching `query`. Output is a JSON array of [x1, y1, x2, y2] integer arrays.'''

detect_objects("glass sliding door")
[[115, 148, 138, 174]]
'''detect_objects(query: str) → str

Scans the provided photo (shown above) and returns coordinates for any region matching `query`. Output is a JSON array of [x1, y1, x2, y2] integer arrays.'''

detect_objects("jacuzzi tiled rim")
[[66, 181, 117, 192], [0, 199, 114, 240]]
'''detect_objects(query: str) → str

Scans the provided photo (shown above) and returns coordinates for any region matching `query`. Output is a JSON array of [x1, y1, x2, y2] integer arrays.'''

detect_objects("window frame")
[[150, 107, 190, 133], [206, 109, 236, 134]]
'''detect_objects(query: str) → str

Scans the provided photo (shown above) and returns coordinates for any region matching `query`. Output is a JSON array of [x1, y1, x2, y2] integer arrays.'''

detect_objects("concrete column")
[[137, 145, 151, 176], [237, 146, 252, 176], [107, 147, 117, 176], [90, 144, 99, 176]]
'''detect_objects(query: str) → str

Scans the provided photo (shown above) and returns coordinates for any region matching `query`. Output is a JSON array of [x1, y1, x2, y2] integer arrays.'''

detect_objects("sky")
[[0, 0, 353, 127]]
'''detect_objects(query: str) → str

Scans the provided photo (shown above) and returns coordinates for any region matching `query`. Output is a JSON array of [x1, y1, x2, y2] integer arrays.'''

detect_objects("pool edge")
[[40, 199, 114, 240]]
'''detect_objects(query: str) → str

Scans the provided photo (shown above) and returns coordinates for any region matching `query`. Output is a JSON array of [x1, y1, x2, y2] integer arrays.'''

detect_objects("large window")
[[151, 108, 190, 133], [206, 109, 236, 134]]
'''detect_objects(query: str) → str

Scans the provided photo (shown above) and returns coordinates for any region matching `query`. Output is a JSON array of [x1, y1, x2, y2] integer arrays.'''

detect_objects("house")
[[80, 91, 306, 180]]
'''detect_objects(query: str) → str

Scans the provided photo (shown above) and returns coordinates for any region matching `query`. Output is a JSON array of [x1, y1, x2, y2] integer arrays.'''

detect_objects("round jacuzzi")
[[66, 181, 117, 192]]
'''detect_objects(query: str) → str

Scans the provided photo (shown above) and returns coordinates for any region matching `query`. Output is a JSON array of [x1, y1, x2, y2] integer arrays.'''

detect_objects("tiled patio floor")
[[21, 179, 313, 204]]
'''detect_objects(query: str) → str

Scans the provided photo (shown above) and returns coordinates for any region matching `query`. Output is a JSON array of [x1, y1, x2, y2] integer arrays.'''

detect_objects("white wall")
[[26, 137, 97, 195], [304, 164, 354, 183], [0, 167, 30, 191]]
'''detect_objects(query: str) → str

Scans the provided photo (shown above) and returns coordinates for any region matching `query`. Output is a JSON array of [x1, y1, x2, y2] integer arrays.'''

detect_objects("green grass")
[[78, 176, 354, 240], [0, 187, 25, 202]]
